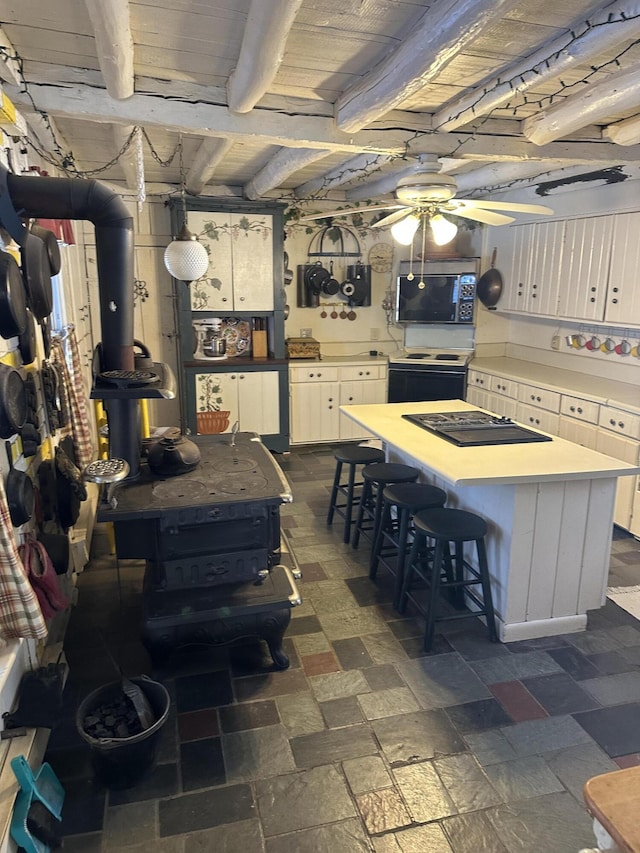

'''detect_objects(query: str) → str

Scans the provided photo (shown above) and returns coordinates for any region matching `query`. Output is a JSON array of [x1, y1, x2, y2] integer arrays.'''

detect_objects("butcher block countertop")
[[471, 356, 640, 414], [340, 400, 640, 487]]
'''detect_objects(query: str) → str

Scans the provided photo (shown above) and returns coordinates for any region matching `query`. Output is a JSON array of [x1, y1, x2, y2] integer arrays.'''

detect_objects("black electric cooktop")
[[402, 410, 553, 447]]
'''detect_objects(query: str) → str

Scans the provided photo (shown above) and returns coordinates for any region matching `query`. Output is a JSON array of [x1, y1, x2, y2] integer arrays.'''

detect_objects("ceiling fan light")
[[164, 222, 209, 284], [430, 214, 458, 246], [391, 214, 420, 245]]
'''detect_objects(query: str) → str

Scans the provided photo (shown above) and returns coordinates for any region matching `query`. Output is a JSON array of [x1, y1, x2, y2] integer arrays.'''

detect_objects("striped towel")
[[51, 327, 94, 468], [0, 477, 47, 640]]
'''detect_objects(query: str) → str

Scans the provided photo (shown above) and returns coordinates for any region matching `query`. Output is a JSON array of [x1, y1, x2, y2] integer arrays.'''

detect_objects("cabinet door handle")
[[239, 296, 245, 301], [359, 371, 363, 376], [618, 421, 625, 428], [610, 418, 616, 425], [239, 374, 245, 380], [570, 405, 575, 412], [577, 407, 583, 414], [611, 298, 618, 304], [348, 396, 353, 402]]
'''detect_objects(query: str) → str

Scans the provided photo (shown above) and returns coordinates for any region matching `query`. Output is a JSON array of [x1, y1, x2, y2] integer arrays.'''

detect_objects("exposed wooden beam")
[[454, 160, 571, 194], [604, 114, 640, 146], [5, 82, 409, 155], [345, 162, 422, 202], [186, 138, 234, 195], [112, 124, 139, 190], [83, 0, 134, 100], [523, 65, 640, 145], [433, 0, 640, 132], [334, 0, 519, 133], [244, 147, 332, 200], [228, 0, 303, 114], [0, 26, 21, 86], [295, 154, 394, 198]]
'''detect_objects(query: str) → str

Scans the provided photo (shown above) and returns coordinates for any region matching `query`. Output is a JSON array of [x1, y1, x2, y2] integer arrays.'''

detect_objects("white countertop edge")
[[470, 356, 640, 414], [340, 400, 640, 487]]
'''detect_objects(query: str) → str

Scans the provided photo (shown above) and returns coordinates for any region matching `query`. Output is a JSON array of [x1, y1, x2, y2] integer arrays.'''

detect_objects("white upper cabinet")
[[187, 211, 274, 312], [557, 216, 614, 321], [501, 221, 564, 316], [607, 212, 640, 324]]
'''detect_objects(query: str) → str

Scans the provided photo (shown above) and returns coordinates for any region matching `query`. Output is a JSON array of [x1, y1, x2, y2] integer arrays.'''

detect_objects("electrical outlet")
[[370, 328, 380, 340], [300, 328, 312, 338], [551, 335, 560, 350]]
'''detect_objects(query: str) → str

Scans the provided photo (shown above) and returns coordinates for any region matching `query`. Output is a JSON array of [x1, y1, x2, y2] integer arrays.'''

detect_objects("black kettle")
[[147, 428, 201, 476]]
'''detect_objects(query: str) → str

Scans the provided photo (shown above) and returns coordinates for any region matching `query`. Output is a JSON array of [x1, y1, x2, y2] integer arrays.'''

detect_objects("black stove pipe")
[[0, 167, 140, 475]]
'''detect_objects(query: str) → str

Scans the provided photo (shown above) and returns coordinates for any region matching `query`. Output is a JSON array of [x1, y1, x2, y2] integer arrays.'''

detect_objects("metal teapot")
[[147, 427, 201, 476]]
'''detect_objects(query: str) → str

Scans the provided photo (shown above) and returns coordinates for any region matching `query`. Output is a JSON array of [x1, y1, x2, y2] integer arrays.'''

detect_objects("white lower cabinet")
[[596, 416, 640, 530], [516, 402, 560, 434], [289, 362, 387, 444], [195, 370, 280, 436]]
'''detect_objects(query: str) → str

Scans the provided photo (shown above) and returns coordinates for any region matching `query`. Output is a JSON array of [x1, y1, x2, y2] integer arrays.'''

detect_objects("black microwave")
[[395, 259, 478, 324]]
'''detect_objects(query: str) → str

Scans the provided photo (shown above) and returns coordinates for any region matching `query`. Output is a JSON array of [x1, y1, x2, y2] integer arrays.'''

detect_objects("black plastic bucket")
[[76, 676, 170, 790]]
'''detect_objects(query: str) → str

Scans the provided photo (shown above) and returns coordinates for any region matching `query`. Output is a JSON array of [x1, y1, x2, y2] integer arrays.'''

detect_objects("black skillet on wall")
[[30, 224, 61, 276], [5, 440, 35, 527], [18, 308, 37, 366], [0, 363, 27, 439], [476, 248, 503, 310], [0, 250, 27, 339], [20, 226, 53, 320]]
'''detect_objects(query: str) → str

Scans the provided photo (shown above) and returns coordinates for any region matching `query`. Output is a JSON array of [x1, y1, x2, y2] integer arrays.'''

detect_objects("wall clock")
[[368, 242, 394, 273]]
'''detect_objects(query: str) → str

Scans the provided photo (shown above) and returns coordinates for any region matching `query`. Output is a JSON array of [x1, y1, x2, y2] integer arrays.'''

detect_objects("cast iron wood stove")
[[97, 432, 301, 668]]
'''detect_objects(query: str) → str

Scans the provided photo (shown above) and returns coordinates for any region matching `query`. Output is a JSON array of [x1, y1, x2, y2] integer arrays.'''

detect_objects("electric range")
[[387, 348, 474, 403], [402, 410, 553, 447]]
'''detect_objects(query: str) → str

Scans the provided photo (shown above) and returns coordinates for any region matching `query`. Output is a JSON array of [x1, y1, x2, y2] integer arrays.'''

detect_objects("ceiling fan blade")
[[446, 206, 515, 226], [454, 199, 553, 215], [371, 208, 413, 228], [297, 204, 404, 223]]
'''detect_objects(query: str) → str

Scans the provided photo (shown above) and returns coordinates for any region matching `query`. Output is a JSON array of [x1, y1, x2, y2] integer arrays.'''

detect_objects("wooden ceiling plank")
[[186, 137, 234, 194], [243, 146, 332, 199], [0, 25, 26, 85], [345, 161, 424, 202], [84, 0, 134, 99], [523, 63, 640, 145], [434, 0, 640, 132], [227, 0, 304, 113], [334, 0, 519, 133]]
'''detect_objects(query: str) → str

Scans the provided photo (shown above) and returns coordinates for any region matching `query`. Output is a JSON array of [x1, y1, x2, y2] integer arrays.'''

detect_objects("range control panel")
[[456, 274, 476, 322]]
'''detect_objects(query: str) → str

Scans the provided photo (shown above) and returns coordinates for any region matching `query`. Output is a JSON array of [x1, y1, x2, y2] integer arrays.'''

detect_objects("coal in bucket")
[[76, 676, 170, 789]]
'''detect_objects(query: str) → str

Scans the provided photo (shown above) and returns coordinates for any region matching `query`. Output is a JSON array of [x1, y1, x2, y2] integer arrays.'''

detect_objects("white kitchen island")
[[341, 400, 640, 642]]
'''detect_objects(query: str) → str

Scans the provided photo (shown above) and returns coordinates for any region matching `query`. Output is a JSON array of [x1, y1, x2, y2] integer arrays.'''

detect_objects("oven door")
[[387, 367, 466, 403]]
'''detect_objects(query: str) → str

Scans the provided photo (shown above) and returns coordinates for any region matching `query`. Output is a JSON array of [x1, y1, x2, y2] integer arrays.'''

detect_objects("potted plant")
[[195, 375, 230, 434]]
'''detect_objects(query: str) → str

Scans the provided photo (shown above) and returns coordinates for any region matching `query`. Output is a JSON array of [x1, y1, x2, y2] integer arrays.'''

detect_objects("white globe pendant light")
[[164, 221, 209, 284]]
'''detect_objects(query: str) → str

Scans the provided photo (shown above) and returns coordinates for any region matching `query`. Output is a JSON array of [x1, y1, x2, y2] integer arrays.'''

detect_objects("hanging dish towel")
[[18, 536, 68, 621], [0, 478, 47, 640], [51, 329, 94, 468]]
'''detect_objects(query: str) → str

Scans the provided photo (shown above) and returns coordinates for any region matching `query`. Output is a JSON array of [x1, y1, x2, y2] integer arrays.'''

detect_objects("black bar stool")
[[369, 482, 447, 609], [399, 507, 498, 652], [327, 446, 385, 544], [351, 462, 419, 551]]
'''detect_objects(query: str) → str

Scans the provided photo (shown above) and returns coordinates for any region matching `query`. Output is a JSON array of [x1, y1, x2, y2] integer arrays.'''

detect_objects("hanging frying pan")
[[322, 261, 340, 295], [30, 224, 61, 276], [20, 228, 53, 320], [18, 308, 37, 365], [40, 314, 52, 360], [305, 262, 330, 293], [5, 441, 34, 527], [0, 250, 28, 339], [0, 363, 27, 438], [477, 248, 503, 310]]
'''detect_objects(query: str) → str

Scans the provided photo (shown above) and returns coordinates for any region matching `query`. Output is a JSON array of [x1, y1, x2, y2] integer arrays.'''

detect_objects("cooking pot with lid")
[[147, 428, 201, 476]]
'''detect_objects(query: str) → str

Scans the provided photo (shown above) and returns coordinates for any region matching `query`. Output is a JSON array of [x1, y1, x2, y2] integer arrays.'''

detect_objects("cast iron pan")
[[40, 314, 52, 360], [30, 224, 61, 276], [0, 250, 28, 339], [5, 441, 34, 527], [18, 308, 37, 365], [477, 248, 503, 310], [305, 262, 330, 293], [20, 228, 53, 320], [0, 363, 27, 439]]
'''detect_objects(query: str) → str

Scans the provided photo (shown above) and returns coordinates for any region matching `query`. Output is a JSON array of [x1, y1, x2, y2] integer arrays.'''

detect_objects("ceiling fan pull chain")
[[418, 215, 427, 286]]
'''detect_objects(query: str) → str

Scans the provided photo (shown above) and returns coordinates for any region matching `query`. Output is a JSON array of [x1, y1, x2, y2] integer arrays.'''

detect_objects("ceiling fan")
[[298, 155, 553, 246]]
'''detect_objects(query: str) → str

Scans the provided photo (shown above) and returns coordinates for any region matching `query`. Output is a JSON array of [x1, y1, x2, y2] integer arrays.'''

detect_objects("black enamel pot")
[[18, 308, 37, 366], [147, 427, 201, 477], [21, 229, 53, 320], [30, 224, 61, 276], [0, 250, 28, 339], [0, 363, 27, 439], [5, 442, 34, 527], [133, 340, 154, 370]]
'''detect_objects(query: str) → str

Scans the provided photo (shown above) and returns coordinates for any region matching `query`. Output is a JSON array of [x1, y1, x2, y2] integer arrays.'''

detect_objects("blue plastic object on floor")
[[9, 754, 65, 853]]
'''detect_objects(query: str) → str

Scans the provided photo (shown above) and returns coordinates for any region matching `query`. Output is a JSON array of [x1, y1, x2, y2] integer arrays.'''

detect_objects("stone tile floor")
[[45, 443, 640, 852]]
